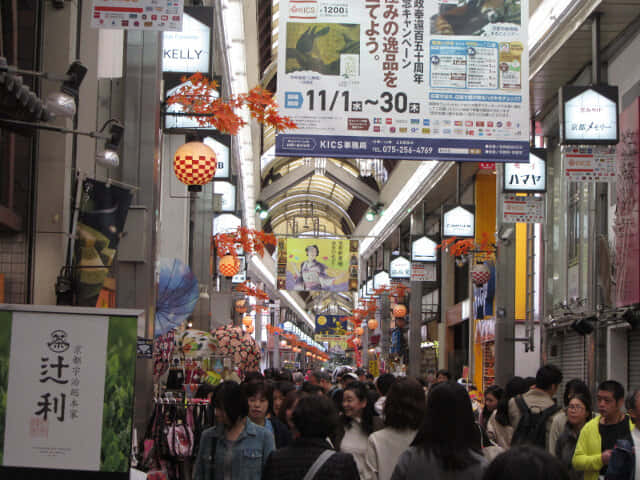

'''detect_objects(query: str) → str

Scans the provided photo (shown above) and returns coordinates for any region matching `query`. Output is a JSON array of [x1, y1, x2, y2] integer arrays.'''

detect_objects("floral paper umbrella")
[[212, 325, 261, 373], [155, 258, 199, 336]]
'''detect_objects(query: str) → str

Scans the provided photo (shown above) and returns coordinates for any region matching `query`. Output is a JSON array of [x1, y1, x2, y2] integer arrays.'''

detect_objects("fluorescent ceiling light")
[[528, 0, 574, 51]]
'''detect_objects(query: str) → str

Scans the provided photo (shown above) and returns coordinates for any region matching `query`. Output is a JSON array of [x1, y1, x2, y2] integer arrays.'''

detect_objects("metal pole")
[[409, 204, 425, 378], [591, 13, 601, 85], [494, 164, 517, 385]]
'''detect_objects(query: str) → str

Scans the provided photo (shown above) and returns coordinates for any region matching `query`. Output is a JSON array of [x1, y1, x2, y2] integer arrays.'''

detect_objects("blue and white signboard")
[[276, 0, 529, 162]]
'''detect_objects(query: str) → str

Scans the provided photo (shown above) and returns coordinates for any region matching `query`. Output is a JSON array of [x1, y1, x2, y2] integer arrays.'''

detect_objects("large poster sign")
[[276, 0, 529, 162], [277, 238, 358, 292], [0, 305, 139, 478], [314, 315, 349, 351]]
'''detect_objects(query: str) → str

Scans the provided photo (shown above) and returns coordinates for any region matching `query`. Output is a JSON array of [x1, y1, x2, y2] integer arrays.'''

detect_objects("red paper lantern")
[[471, 262, 491, 286], [218, 255, 240, 277], [368, 319, 378, 330], [173, 141, 217, 192], [393, 304, 407, 318]]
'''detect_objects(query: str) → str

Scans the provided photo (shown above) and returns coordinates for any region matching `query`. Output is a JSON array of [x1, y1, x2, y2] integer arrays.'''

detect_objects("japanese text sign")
[[562, 145, 617, 183], [503, 149, 546, 192], [91, 0, 184, 31], [0, 305, 139, 476], [560, 85, 619, 145], [276, 0, 529, 162], [501, 193, 545, 223]]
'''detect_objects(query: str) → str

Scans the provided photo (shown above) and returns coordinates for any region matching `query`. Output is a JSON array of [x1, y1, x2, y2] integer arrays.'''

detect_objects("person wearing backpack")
[[572, 380, 635, 480], [508, 364, 563, 450]]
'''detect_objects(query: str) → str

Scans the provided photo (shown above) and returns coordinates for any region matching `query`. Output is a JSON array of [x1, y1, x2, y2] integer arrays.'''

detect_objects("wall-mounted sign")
[[91, 0, 184, 31], [504, 149, 546, 192], [562, 145, 617, 182], [411, 262, 437, 282], [212, 213, 241, 235], [214, 181, 237, 212], [442, 205, 475, 238], [560, 85, 619, 145], [373, 270, 390, 289], [0, 305, 139, 477], [501, 194, 545, 223], [203, 136, 230, 179], [412, 236, 438, 262], [366, 279, 374, 295], [162, 11, 211, 73], [390, 256, 411, 279]]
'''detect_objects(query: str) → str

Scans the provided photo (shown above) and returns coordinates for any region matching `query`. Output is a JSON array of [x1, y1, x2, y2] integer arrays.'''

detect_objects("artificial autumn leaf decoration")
[[437, 232, 496, 258], [214, 227, 277, 261], [166, 73, 297, 135], [236, 281, 270, 302]]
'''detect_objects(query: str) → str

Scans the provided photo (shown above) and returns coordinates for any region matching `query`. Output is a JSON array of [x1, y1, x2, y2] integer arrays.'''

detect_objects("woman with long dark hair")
[[487, 376, 529, 448], [365, 378, 426, 480], [480, 385, 504, 432], [193, 381, 274, 480], [390, 381, 486, 480], [339, 381, 383, 478]]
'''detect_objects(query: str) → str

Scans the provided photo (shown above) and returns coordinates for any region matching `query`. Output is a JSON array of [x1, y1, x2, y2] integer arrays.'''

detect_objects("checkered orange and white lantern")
[[471, 262, 491, 286], [218, 254, 240, 277], [173, 141, 217, 192]]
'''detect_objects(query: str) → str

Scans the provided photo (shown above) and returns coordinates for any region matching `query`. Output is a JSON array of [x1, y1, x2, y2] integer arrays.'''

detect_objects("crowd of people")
[[191, 364, 640, 480]]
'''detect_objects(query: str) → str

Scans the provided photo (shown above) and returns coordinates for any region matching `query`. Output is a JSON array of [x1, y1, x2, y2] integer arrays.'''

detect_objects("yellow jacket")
[[572, 415, 635, 480]]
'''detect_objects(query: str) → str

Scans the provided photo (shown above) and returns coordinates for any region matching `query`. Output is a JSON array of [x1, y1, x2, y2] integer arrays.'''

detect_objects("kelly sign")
[[276, 0, 529, 162], [162, 11, 211, 73]]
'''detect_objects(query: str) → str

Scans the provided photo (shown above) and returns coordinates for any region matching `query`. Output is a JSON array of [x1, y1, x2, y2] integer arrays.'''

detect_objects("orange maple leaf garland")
[[214, 227, 277, 261], [166, 74, 297, 135]]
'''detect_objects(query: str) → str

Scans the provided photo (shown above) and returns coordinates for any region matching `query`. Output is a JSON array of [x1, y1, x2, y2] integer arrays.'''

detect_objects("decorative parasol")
[[212, 324, 261, 373], [175, 329, 219, 358], [155, 258, 200, 336]]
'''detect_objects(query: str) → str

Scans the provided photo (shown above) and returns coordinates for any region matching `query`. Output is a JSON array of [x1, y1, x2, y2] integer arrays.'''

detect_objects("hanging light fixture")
[[173, 141, 217, 192], [46, 60, 88, 118], [368, 318, 378, 330], [218, 255, 240, 277]]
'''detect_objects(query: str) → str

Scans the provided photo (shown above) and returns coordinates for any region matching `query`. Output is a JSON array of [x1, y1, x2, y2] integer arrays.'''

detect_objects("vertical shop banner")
[[73, 178, 132, 307], [276, 0, 529, 162], [277, 238, 358, 292], [615, 98, 640, 307], [0, 306, 138, 477], [91, 0, 184, 31]]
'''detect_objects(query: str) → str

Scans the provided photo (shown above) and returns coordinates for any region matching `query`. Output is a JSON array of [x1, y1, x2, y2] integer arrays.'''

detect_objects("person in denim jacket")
[[193, 381, 274, 480]]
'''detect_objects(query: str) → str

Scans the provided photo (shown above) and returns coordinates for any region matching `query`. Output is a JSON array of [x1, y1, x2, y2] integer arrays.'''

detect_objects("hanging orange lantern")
[[173, 141, 217, 192], [306, 351, 312, 357], [393, 304, 407, 318], [219, 255, 240, 277], [246, 325, 254, 334], [280, 340, 288, 348], [355, 326, 364, 336], [235, 299, 247, 313], [368, 318, 379, 330], [242, 315, 253, 327]]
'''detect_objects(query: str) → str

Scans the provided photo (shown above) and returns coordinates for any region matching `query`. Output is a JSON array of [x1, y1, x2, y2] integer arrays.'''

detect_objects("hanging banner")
[[562, 145, 617, 182], [277, 238, 358, 292], [501, 193, 545, 223], [314, 315, 349, 350], [276, 0, 529, 162], [91, 0, 184, 31], [615, 98, 640, 307], [0, 305, 139, 478], [73, 178, 133, 307]]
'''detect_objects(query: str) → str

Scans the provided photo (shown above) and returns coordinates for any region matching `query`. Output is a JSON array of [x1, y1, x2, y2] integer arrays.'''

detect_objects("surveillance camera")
[[500, 227, 514, 241]]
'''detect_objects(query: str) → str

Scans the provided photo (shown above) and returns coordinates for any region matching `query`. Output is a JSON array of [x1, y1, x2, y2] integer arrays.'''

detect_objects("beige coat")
[[508, 388, 561, 450], [486, 410, 514, 449]]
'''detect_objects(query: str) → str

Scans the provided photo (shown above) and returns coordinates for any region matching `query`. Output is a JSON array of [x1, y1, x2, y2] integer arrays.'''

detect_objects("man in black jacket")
[[262, 395, 359, 480]]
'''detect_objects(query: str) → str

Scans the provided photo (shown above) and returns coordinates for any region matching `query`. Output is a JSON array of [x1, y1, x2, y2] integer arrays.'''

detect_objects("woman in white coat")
[[365, 378, 427, 480]]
